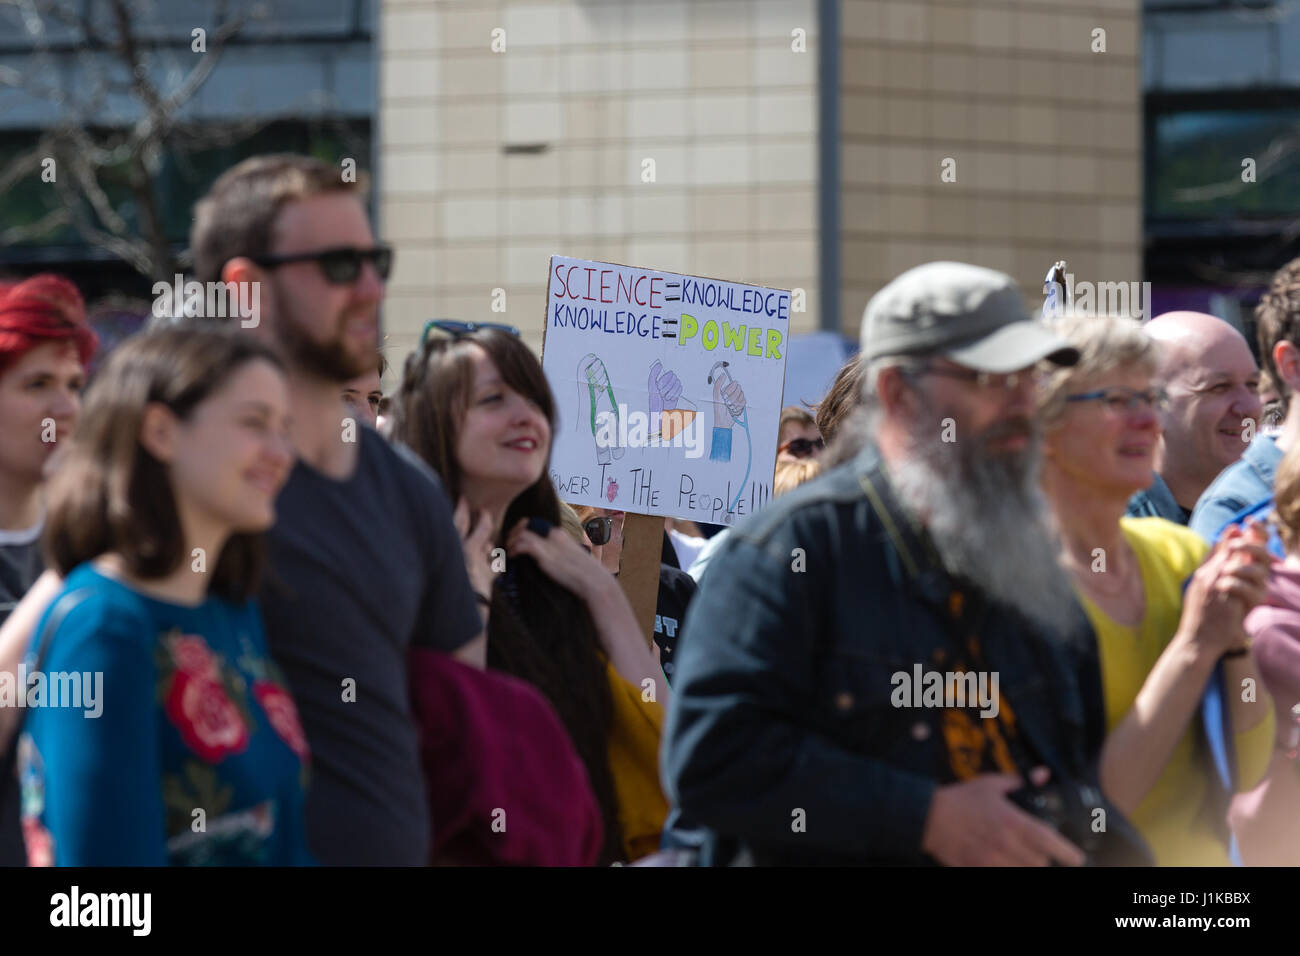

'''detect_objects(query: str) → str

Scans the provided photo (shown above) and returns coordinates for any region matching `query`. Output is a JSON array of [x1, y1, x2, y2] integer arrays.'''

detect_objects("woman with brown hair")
[[816, 354, 867, 468], [390, 320, 667, 863], [16, 325, 312, 865]]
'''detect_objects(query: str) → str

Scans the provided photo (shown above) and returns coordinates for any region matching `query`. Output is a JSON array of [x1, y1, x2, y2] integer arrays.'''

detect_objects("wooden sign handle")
[[618, 512, 664, 649]]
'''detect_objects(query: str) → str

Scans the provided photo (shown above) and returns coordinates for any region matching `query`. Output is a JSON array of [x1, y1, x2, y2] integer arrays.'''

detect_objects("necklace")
[[1068, 546, 1135, 598]]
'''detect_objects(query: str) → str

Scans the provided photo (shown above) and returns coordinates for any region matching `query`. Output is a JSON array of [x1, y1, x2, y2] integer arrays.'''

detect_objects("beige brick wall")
[[379, 0, 1142, 366], [840, 0, 1142, 334], [378, 0, 822, 366]]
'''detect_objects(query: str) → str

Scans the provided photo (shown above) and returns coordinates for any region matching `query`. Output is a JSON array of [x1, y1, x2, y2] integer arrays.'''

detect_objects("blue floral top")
[[18, 563, 313, 865]]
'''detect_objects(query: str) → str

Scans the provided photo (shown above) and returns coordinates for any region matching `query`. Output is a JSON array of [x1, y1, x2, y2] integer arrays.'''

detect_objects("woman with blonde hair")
[[1039, 313, 1275, 865]]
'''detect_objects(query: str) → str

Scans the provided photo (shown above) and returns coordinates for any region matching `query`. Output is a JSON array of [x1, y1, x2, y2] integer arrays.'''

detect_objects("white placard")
[[541, 256, 790, 526]]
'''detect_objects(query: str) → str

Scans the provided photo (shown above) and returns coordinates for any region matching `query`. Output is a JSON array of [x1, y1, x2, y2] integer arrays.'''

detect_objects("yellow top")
[[605, 662, 669, 861], [1078, 517, 1274, 866]]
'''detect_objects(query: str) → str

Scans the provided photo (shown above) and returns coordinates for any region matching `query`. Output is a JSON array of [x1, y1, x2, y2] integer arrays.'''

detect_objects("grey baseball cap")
[[860, 261, 1078, 373]]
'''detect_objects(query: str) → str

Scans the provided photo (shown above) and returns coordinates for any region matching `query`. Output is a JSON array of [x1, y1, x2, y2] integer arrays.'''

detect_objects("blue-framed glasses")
[[419, 319, 521, 347], [1065, 386, 1167, 413]]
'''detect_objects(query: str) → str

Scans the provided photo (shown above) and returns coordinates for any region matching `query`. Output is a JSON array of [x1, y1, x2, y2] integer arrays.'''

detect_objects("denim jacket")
[[1189, 434, 1281, 542], [1126, 473, 1190, 525], [662, 444, 1150, 865]]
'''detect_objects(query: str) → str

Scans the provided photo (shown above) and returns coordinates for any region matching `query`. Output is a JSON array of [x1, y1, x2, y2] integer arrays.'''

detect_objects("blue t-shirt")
[[17, 563, 313, 866]]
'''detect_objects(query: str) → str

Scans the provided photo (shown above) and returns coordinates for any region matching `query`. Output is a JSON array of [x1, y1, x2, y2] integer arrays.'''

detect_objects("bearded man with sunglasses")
[[663, 261, 1154, 866], [188, 155, 484, 865]]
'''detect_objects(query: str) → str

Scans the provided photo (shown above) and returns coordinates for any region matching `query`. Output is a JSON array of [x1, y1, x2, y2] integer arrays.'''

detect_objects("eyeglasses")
[[910, 364, 1041, 391], [1065, 386, 1168, 414], [582, 516, 613, 546], [251, 245, 394, 284], [419, 319, 522, 348], [779, 437, 824, 459]]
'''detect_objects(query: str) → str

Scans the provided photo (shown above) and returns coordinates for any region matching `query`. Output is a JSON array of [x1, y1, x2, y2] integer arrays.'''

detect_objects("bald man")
[[1190, 258, 1300, 542], [1126, 312, 1261, 524]]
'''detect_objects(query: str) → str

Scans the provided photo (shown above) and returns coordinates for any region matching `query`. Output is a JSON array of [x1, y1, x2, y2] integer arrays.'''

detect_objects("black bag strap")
[[857, 461, 943, 583], [26, 586, 94, 678], [1, 586, 92, 776]]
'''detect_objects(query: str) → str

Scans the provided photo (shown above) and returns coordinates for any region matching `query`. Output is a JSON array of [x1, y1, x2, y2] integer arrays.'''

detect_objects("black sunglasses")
[[780, 437, 824, 459], [420, 319, 521, 347], [251, 245, 394, 284], [582, 516, 613, 546]]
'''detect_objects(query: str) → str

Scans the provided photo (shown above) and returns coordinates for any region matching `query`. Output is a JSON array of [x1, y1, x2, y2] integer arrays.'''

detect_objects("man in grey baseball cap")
[[862, 260, 1078, 372], [663, 261, 1148, 867]]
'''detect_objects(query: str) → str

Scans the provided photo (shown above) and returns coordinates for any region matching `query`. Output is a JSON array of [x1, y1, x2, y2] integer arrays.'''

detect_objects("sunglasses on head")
[[583, 516, 613, 546], [419, 319, 522, 348], [251, 245, 394, 284], [780, 437, 824, 459]]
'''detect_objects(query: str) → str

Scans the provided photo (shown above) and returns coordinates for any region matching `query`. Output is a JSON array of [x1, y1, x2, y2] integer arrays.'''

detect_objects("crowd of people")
[[0, 151, 1298, 866]]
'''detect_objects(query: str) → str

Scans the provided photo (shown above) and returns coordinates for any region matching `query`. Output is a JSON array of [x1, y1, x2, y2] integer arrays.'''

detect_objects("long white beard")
[[889, 423, 1078, 637]]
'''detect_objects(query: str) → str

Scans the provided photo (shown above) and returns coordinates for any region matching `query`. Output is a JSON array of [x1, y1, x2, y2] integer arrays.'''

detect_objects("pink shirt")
[[1245, 563, 1300, 729]]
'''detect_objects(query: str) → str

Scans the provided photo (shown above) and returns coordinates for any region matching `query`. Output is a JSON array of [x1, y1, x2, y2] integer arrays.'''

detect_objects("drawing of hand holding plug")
[[708, 361, 747, 462]]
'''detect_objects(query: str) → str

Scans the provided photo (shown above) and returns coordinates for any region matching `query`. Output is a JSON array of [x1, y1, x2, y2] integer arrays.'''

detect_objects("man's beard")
[[889, 412, 1078, 636], [270, 287, 374, 383]]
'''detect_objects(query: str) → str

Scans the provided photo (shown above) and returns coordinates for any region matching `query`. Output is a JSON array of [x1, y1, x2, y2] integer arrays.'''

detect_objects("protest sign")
[[541, 255, 791, 527], [540, 256, 791, 645]]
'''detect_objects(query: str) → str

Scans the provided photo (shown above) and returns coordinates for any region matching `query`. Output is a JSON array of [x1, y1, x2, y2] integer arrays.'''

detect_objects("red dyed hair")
[[0, 274, 97, 376]]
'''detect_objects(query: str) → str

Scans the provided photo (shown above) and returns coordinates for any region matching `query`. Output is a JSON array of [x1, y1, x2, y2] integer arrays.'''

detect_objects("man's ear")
[[875, 365, 913, 419], [220, 256, 260, 288], [139, 402, 178, 464], [221, 257, 273, 330], [1274, 340, 1300, 395]]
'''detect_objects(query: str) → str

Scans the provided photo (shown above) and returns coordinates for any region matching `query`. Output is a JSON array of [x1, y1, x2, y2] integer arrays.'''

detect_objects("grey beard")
[[889, 426, 1078, 637]]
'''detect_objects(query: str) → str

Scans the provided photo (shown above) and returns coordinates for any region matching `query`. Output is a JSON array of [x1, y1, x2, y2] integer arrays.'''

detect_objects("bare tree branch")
[[54, 171, 154, 273], [0, 0, 253, 278], [0, 146, 46, 194], [0, 207, 70, 245]]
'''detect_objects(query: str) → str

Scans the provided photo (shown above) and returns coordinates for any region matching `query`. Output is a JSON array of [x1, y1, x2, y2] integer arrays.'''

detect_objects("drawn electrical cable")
[[708, 360, 751, 514], [578, 353, 624, 464]]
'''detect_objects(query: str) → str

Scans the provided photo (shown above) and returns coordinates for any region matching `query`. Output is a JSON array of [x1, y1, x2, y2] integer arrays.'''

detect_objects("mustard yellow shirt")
[[1078, 517, 1273, 866], [605, 663, 669, 861]]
